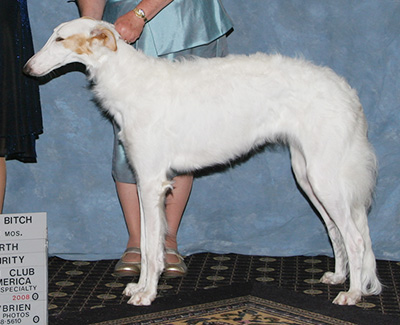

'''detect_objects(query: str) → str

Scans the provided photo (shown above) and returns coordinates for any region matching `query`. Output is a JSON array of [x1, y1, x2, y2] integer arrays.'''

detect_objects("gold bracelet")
[[133, 8, 148, 23]]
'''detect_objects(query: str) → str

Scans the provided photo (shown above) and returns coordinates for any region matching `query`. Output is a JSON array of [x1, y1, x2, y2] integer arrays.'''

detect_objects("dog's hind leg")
[[290, 147, 348, 285], [302, 153, 368, 305], [124, 174, 171, 306], [325, 208, 365, 305]]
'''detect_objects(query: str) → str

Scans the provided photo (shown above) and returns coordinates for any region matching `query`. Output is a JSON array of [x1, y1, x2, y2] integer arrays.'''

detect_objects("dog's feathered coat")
[[25, 18, 381, 306]]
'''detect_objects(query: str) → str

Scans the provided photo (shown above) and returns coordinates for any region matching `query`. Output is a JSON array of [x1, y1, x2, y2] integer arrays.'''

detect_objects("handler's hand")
[[115, 11, 145, 44]]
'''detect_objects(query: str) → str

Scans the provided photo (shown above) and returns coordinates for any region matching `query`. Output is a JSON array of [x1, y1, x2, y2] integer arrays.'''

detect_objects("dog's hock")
[[90, 27, 117, 52]]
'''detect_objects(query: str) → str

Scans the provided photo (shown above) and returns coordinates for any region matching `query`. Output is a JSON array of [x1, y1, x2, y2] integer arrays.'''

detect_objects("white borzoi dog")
[[24, 18, 382, 306]]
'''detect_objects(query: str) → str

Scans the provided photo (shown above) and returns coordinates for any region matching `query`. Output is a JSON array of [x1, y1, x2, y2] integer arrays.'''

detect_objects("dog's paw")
[[127, 290, 156, 306], [332, 291, 361, 305], [320, 271, 346, 285], [123, 283, 157, 306], [123, 283, 142, 297]]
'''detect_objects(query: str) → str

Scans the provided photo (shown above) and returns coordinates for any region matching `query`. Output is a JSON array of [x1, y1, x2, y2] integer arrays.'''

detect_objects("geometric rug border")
[[91, 295, 355, 325]]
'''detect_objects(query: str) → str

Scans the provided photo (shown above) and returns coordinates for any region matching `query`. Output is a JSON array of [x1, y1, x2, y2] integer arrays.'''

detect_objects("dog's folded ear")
[[90, 27, 117, 52]]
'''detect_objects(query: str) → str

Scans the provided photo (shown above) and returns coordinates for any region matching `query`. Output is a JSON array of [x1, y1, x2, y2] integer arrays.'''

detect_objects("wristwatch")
[[133, 8, 148, 23]]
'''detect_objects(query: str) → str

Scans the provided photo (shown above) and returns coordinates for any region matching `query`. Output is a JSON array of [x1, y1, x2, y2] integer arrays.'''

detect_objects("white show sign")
[[0, 213, 47, 325]]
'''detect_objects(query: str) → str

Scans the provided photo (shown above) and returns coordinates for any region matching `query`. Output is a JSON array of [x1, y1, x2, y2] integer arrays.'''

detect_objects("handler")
[[76, 0, 233, 276]]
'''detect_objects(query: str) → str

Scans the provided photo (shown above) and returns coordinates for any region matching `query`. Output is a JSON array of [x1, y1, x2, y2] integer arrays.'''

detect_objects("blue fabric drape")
[[5, 0, 399, 261]]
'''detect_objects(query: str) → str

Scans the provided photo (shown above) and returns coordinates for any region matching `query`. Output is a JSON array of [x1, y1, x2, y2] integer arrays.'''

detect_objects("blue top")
[[103, 0, 233, 56]]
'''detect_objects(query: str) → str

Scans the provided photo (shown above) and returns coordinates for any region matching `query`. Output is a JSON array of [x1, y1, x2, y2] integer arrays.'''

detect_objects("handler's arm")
[[76, 0, 106, 20], [115, 0, 173, 43]]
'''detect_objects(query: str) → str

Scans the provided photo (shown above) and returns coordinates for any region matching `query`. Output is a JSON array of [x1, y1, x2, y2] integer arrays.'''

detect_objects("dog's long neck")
[[87, 40, 140, 79], [87, 40, 161, 123]]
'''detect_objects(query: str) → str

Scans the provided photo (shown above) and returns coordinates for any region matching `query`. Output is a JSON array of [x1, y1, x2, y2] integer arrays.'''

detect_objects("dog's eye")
[[55, 37, 65, 42]]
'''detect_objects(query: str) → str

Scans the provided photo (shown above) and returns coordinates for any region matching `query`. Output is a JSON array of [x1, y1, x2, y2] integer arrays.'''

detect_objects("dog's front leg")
[[123, 179, 169, 306]]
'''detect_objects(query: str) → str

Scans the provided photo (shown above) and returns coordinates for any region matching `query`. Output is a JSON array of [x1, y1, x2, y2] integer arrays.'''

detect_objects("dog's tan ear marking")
[[63, 34, 93, 55], [90, 27, 117, 52]]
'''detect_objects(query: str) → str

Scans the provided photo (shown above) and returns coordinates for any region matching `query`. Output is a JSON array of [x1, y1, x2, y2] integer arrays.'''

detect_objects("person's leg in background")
[[113, 36, 229, 277]]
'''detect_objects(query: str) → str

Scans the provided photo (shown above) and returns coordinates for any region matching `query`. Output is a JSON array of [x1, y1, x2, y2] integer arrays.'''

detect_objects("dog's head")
[[24, 17, 119, 77]]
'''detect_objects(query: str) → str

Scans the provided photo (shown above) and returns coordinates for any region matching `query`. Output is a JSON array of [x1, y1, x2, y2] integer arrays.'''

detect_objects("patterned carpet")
[[48, 253, 400, 324]]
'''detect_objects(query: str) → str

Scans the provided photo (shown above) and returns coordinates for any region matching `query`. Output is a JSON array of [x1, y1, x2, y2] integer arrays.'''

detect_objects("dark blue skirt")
[[0, 0, 43, 162]]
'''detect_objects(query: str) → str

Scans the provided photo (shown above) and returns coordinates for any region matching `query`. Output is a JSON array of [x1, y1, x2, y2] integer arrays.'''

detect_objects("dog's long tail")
[[344, 118, 382, 296], [352, 205, 382, 296]]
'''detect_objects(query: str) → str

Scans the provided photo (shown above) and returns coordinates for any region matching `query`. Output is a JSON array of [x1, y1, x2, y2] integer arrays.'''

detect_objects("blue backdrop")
[[4, 0, 400, 261]]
